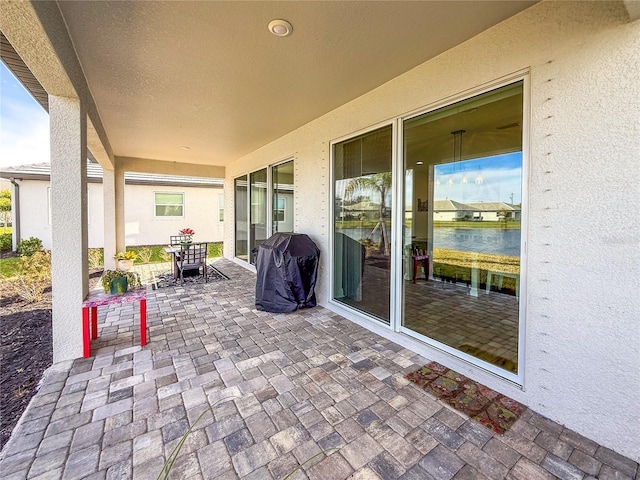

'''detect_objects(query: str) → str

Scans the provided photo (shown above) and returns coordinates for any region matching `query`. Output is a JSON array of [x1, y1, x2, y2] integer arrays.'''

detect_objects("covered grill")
[[253, 233, 320, 313]]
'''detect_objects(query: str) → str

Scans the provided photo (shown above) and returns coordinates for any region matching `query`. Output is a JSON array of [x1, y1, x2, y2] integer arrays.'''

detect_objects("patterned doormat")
[[405, 361, 526, 434], [150, 265, 229, 289]]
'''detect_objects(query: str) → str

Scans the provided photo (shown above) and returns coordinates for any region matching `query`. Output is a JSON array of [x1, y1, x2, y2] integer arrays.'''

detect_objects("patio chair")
[[176, 242, 208, 284], [170, 234, 191, 245]]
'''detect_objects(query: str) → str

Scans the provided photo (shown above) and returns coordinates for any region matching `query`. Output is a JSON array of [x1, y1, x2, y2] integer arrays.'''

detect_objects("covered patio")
[[1, 0, 639, 471], [1, 260, 637, 479]]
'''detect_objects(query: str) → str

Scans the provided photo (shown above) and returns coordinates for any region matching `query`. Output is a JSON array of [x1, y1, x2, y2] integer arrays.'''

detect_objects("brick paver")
[[0, 259, 637, 479]]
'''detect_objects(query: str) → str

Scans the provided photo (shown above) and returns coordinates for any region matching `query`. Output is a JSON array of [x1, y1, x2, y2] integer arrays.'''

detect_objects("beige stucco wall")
[[16, 180, 224, 248], [225, 1, 640, 460]]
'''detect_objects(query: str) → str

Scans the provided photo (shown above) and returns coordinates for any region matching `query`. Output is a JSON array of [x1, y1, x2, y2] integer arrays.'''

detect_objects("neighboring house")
[[2, 0, 638, 461], [431, 200, 521, 222], [432, 199, 481, 222], [467, 201, 521, 222], [0, 163, 224, 250], [341, 201, 382, 221]]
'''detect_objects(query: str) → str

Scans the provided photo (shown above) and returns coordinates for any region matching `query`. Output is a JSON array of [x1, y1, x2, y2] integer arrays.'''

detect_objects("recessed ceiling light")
[[416, 161, 424, 165], [268, 19, 292, 37], [180, 146, 191, 150]]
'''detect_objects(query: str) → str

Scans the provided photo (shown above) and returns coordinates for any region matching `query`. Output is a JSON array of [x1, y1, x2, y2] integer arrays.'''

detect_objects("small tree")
[[344, 172, 392, 255], [0, 190, 10, 234]]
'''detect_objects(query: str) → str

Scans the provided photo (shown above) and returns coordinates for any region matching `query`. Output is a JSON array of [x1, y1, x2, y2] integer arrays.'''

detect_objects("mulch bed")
[[0, 270, 102, 451], [405, 361, 526, 434], [0, 288, 52, 451]]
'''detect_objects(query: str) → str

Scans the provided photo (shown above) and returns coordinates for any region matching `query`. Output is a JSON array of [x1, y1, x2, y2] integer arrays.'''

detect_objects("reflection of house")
[[0, 163, 224, 250], [433, 199, 521, 222], [433, 199, 480, 221], [341, 201, 381, 220], [467, 201, 521, 221]]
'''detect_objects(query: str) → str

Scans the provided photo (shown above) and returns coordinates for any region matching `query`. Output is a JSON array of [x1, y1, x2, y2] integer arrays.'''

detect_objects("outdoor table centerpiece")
[[179, 228, 195, 248]]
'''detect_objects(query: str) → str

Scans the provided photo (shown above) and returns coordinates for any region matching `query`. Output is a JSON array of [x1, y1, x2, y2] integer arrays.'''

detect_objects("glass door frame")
[[330, 73, 530, 385], [234, 157, 295, 265], [328, 120, 398, 327]]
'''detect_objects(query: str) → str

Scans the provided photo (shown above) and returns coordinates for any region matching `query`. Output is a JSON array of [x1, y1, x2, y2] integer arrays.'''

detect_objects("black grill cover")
[[254, 233, 320, 313]]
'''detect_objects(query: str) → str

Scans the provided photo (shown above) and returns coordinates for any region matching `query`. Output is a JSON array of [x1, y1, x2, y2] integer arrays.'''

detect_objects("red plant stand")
[[81, 287, 147, 358]]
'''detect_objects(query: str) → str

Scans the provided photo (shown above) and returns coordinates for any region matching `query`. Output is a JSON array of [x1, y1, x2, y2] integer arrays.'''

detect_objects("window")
[[272, 160, 294, 232], [402, 81, 524, 376], [235, 176, 248, 261], [154, 192, 184, 217], [218, 193, 224, 222], [332, 125, 393, 324], [250, 169, 268, 254], [235, 160, 294, 262], [274, 198, 285, 222]]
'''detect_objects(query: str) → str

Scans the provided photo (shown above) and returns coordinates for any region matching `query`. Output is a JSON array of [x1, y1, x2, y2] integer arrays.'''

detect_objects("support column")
[[114, 165, 126, 254], [50, 95, 88, 362], [102, 168, 117, 270]]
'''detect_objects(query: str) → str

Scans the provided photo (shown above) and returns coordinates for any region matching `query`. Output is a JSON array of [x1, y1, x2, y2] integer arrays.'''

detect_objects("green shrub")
[[17, 237, 43, 257], [0, 233, 11, 252], [1, 251, 51, 302]]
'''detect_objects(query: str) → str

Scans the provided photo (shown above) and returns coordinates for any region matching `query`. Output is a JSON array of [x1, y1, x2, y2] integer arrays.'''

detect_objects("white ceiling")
[[56, 1, 537, 167]]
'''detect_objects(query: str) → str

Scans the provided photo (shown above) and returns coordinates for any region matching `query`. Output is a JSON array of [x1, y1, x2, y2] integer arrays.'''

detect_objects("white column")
[[49, 95, 88, 362], [102, 168, 117, 269], [115, 166, 125, 253]]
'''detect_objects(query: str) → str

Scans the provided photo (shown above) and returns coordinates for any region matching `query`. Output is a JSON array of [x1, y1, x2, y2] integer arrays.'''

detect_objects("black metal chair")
[[176, 242, 208, 284]]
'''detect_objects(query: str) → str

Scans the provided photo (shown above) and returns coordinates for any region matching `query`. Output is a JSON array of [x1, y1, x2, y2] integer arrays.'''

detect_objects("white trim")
[[390, 118, 402, 332]]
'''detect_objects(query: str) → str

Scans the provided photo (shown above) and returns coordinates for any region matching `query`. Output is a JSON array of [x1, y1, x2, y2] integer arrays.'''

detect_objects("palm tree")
[[344, 172, 392, 255]]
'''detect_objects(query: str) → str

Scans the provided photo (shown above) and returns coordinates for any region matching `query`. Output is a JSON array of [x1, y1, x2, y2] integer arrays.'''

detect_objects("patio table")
[[81, 287, 147, 358]]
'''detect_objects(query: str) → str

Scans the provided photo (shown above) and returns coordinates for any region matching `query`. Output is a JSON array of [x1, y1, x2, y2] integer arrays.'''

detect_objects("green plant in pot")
[[102, 269, 142, 294], [114, 251, 137, 271]]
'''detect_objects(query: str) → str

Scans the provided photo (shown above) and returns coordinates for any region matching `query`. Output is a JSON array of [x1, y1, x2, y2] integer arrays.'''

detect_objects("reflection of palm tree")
[[344, 173, 391, 255]]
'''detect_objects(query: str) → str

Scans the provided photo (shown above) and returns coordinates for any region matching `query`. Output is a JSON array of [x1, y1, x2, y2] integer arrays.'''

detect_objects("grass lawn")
[[0, 257, 21, 278]]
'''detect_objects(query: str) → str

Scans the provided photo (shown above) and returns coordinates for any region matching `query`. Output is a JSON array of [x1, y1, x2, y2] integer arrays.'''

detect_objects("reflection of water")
[[338, 227, 521, 256], [434, 227, 520, 256]]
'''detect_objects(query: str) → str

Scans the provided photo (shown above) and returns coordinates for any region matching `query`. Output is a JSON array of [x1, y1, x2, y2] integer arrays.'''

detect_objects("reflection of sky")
[[434, 152, 521, 204]]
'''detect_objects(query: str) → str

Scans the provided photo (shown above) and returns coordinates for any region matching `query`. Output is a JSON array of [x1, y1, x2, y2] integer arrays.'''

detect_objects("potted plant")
[[114, 251, 137, 271], [101, 269, 142, 294], [179, 228, 195, 247]]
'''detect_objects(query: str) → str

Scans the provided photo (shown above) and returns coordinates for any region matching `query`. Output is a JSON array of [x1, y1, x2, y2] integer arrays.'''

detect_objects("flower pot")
[[110, 276, 128, 294], [116, 259, 134, 271]]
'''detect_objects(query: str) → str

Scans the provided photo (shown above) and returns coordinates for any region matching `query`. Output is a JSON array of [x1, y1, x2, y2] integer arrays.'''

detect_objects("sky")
[[0, 61, 50, 169], [433, 152, 522, 205]]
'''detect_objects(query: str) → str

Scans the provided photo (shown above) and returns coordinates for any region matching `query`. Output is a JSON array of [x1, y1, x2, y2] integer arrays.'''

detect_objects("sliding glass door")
[[250, 168, 268, 259], [333, 125, 393, 324], [235, 160, 295, 263], [402, 82, 524, 374], [234, 176, 248, 261], [272, 160, 294, 233]]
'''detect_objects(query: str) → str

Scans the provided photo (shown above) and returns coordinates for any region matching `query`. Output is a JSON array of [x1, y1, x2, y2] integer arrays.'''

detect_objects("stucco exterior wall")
[[124, 184, 223, 246], [15, 180, 224, 249], [225, 1, 640, 460]]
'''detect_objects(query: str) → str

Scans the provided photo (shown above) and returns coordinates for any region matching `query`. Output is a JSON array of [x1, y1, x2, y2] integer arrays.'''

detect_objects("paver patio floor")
[[1, 259, 637, 479]]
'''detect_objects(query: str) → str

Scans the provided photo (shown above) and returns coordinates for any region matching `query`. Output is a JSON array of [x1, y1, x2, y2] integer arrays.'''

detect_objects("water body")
[[338, 227, 521, 256]]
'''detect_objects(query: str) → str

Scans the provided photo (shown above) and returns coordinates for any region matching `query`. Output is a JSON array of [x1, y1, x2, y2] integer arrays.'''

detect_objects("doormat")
[[151, 265, 229, 289], [405, 361, 526, 434]]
